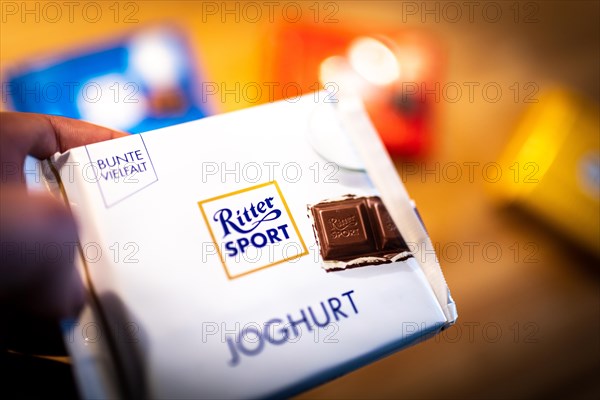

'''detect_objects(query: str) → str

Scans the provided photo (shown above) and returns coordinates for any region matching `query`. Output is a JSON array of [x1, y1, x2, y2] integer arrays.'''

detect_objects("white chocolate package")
[[45, 94, 457, 399]]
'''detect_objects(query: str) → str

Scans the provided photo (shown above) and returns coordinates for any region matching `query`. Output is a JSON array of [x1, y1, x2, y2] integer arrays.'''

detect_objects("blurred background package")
[[494, 90, 600, 257], [267, 24, 444, 156], [3, 25, 210, 133]]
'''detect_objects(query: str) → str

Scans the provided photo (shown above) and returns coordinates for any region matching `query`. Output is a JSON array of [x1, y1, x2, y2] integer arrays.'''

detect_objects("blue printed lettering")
[[213, 197, 280, 236], [226, 290, 358, 366]]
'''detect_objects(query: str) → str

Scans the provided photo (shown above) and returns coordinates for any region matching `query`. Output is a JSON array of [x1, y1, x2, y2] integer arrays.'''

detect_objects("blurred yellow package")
[[495, 89, 599, 256]]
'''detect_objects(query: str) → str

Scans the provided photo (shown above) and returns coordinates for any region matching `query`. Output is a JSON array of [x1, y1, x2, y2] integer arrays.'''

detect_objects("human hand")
[[0, 112, 127, 354]]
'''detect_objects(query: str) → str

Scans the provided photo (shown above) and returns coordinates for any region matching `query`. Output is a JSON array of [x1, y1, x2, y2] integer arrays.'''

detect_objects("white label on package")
[[84, 135, 158, 207]]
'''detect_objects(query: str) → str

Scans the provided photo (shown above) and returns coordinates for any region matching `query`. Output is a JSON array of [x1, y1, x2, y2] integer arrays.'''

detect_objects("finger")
[[0, 187, 84, 321], [0, 112, 128, 182]]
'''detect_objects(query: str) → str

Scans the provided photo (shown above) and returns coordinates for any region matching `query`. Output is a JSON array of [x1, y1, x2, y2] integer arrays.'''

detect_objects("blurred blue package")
[[3, 25, 209, 133]]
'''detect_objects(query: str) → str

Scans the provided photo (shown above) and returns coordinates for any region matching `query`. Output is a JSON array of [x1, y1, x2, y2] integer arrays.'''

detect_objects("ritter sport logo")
[[198, 181, 308, 279]]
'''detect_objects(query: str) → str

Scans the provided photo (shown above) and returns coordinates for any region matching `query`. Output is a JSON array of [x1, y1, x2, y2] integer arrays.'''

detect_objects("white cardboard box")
[[45, 94, 457, 399]]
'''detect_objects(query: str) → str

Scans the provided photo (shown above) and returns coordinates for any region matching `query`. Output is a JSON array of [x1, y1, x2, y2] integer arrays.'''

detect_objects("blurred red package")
[[266, 24, 445, 157]]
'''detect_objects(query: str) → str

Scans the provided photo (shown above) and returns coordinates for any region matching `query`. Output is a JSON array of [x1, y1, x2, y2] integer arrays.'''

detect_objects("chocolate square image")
[[310, 195, 412, 270]]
